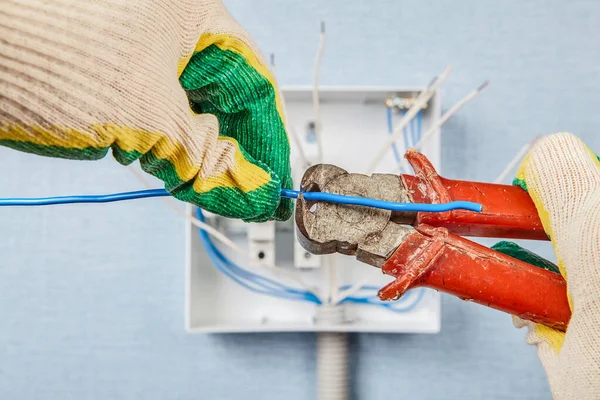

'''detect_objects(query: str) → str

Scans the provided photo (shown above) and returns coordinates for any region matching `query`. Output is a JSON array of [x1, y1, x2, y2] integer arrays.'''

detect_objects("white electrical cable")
[[313, 22, 326, 163], [493, 136, 540, 184], [395, 80, 490, 173], [270, 53, 309, 166], [366, 66, 453, 174], [126, 166, 321, 298]]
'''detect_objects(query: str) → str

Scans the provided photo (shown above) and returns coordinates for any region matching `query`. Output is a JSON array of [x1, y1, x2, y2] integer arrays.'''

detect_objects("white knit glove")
[[0, 0, 293, 222], [512, 133, 600, 399]]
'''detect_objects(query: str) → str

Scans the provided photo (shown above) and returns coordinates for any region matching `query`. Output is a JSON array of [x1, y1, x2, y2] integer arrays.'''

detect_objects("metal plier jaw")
[[295, 163, 415, 268], [295, 150, 571, 331]]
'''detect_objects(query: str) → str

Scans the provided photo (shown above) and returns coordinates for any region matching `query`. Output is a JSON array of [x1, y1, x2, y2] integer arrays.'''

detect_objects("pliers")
[[295, 150, 571, 331]]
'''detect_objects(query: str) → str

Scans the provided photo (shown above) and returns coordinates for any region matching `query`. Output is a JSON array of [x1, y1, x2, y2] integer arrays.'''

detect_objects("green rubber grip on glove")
[[491, 241, 561, 274]]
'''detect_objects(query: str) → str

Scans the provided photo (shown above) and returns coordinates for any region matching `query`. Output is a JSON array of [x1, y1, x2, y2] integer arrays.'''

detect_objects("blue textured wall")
[[1, 1, 599, 399]]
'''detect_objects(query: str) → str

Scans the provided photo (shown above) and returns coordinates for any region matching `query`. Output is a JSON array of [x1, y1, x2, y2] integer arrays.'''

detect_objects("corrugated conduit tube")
[[316, 304, 349, 400]]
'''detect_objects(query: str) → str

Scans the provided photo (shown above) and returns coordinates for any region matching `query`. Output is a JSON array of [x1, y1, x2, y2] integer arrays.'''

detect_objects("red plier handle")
[[295, 155, 570, 330], [385, 150, 569, 330], [400, 150, 547, 240], [379, 224, 570, 331]]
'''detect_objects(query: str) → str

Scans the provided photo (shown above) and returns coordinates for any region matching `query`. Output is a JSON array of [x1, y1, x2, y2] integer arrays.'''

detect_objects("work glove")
[[0, 0, 293, 222], [496, 133, 600, 399]]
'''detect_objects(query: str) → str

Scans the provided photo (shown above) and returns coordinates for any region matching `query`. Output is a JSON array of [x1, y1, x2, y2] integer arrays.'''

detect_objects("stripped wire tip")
[[476, 80, 490, 92]]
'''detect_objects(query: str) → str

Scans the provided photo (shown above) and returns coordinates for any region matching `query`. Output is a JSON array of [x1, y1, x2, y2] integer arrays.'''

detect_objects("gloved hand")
[[506, 133, 600, 398], [0, 0, 292, 222]]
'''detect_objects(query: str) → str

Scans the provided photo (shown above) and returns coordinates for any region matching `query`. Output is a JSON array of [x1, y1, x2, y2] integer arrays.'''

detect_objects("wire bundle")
[[196, 209, 322, 304], [196, 208, 425, 312]]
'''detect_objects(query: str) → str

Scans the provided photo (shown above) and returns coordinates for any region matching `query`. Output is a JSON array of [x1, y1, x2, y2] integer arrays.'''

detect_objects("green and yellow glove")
[[494, 133, 600, 399], [0, 0, 292, 222]]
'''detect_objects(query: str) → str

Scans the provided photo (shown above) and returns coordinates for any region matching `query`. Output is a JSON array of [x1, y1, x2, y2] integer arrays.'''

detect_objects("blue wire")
[[402, 109, 411, 152], [211, 237, 317, 300], [337, 284, 426, 312], [338, 284, 383, 292], [196, 209, 321, 304], [202, 234, 321, 303], [417, 110, 423, 142], [344, 288, 426, 313], [280, 189, 482, 213], [387, 107, 402, 164], [206, 231, 303, 295], [0, 189, 170, 206], [0, 188, 482, 212]]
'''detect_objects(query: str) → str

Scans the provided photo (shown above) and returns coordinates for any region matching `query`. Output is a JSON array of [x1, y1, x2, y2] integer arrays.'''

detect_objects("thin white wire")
[[310, 22, 335, 304], [493, 136, 540, 184], [270, 54, 308, 166], [395, 81, 490, 173], [366, 66, 453, 174], [313, 22, 326, 163], [126, 166, 321, 299]]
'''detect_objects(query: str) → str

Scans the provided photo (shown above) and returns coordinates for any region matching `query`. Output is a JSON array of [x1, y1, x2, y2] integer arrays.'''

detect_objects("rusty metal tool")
[[295, 150, 571, 331]]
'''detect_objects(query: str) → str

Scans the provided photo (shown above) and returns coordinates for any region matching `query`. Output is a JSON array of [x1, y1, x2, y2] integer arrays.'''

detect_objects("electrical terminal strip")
[[385, 94, 430, 111]]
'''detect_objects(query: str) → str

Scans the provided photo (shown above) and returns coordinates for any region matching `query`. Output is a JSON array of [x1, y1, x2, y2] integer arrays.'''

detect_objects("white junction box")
[[186, 86, 443, 334]]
